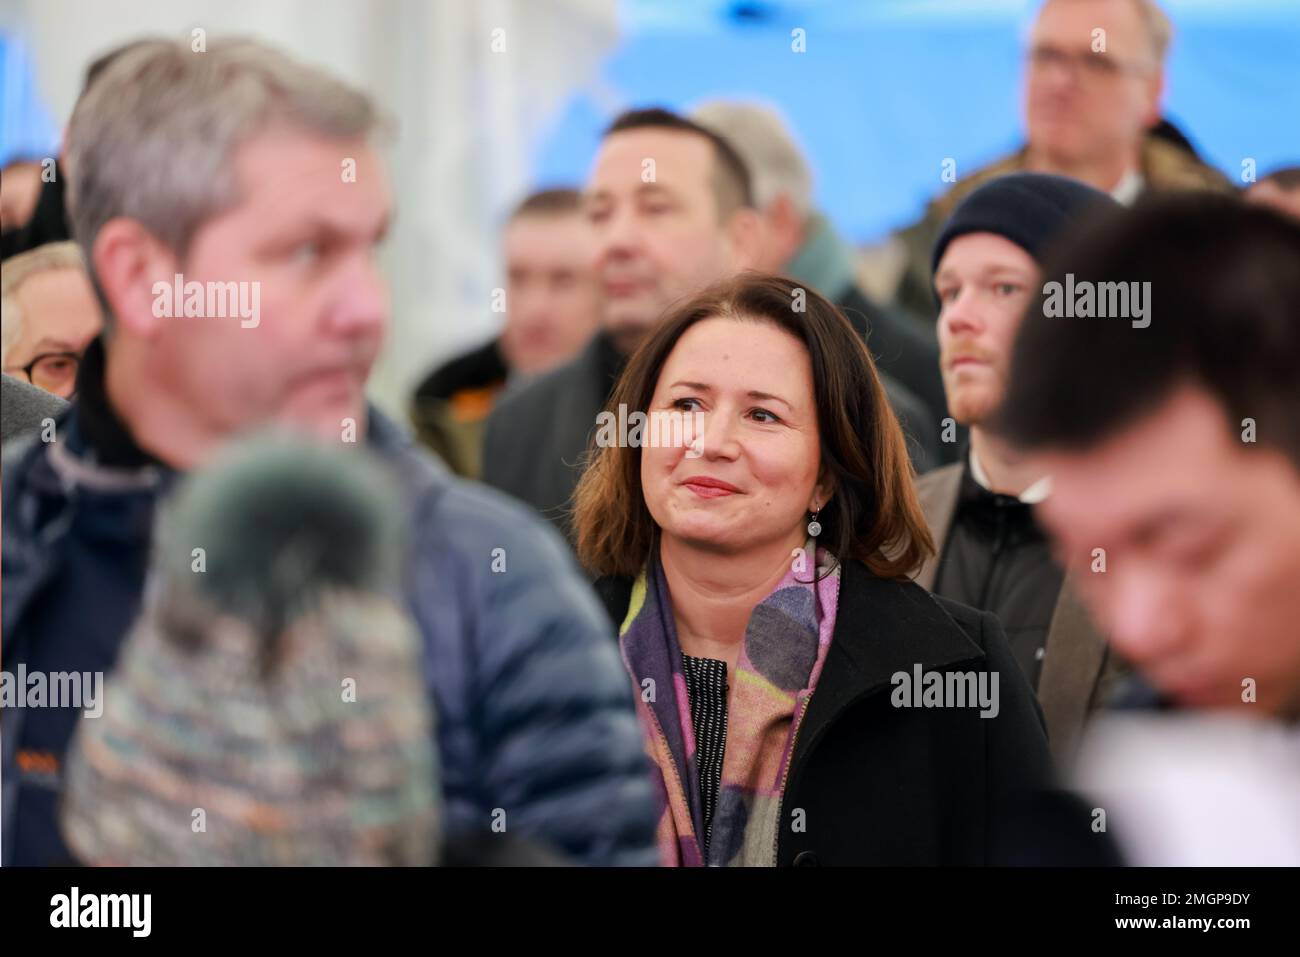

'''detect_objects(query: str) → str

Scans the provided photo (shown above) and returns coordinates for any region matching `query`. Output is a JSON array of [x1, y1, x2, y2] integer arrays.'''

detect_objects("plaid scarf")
[[618, 542, 841, 866]]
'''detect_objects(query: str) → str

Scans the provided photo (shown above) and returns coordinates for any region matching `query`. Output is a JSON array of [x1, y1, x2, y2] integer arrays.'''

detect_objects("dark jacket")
[[916, 462, 1127, 764], [481, 331, 623, 538], [594, 560, 1054, 865], [410, 337, 509, 478], [836, 285, 952, 464], [1, 349, 657, 866], [483, 330, 940, 541]]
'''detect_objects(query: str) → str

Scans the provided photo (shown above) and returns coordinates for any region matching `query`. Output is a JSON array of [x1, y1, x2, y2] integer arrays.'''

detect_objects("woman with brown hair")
[[574, 273, 1051, 866]]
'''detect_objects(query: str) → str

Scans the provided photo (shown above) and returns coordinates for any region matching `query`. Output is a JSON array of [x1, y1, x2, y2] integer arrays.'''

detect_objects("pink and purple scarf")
[[618, 543, 841, 866]]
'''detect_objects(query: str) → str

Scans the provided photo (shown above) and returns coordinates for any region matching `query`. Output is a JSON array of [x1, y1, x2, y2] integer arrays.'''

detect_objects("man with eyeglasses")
[[887, 0, 1232, 324], [1, 241, 101, 398]]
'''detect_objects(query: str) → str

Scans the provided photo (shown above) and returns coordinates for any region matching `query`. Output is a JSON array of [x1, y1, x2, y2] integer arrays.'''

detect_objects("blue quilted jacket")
[[0, 407, 657, 866]]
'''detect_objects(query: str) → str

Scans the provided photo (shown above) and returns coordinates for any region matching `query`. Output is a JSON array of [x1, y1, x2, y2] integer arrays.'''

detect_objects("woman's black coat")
[[594, 559, 1055, 866]]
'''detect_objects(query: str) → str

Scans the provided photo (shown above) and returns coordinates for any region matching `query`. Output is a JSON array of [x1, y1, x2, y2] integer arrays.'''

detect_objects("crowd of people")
[[1, 0, 1298, 868]]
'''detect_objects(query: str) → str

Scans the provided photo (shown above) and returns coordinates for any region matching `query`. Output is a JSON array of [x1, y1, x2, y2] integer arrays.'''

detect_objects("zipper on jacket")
[[771, 686, 817, 866], [977, 499, 1011, 610]]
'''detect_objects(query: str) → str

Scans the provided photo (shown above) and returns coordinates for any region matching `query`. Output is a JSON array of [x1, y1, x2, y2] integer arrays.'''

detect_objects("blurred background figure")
[[919, 173, 1124, 765], [0, 241, 102, 398], [410, 188, 600, 478], [0, 157, 44, 233], [888, 0, 1231, 323], [692, 100, 950, 462], [995, 193, 1300, 864], [5, 1, 1293, 426], [1247, 165, 1300, 223], [61, 434, 440, 865], [483, 107, 938, 541], [0, 39, 155, 262], [481, 108, 764, 537]]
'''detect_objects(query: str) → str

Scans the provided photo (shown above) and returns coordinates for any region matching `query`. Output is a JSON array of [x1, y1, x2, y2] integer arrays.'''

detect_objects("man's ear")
[[93, 218, 179, 338], [769, 195, 807, 260], [1142, 70, 1165, 128], [724, 206, 766, 271]]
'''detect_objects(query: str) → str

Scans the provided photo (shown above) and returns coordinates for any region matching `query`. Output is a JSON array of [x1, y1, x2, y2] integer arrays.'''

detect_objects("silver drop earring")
[[807, 507, 821, 538]]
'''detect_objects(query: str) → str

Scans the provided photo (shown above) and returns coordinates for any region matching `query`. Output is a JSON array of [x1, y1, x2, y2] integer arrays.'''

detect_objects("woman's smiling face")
[[641, 315, 830, 555]]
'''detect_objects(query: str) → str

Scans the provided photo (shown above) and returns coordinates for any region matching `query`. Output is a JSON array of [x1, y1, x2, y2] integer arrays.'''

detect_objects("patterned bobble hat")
[[60, 433, 439, 866]]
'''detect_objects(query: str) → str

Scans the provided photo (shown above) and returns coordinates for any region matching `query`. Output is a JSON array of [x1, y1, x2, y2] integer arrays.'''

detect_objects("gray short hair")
[[1130, 0, 1174, 67], [691, 101, 813, 217], [1044, 0, 1174, 68], [0, 241, 87, 364], [66, 37, 382, 282]]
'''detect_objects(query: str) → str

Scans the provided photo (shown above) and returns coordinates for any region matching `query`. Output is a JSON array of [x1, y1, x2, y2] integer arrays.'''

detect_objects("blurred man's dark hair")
[[1259, 165, 1300, 191], [994, 192, 1300, 469], [510, 186, 583, 220], [604, 107, 754, 219]]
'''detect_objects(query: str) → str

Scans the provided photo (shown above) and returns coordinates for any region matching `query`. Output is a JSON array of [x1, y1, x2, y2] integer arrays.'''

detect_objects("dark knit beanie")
[[931, 172, 1120, 278]]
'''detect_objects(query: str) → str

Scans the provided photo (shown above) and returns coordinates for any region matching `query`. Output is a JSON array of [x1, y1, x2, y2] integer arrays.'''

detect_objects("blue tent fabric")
[[0, 33, 59, 169], [532, 0, 1300, 243]]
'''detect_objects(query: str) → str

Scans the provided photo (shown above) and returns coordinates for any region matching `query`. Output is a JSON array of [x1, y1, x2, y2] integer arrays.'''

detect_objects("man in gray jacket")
[[1, 38, 655, 867]]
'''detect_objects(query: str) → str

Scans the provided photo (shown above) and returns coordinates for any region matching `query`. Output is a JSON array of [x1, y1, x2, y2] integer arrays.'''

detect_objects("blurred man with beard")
[[1, 38, 656, 867]]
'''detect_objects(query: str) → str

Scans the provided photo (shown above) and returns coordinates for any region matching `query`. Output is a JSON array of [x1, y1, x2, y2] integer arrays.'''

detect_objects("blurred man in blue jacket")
[[1, 37, 656, 867]]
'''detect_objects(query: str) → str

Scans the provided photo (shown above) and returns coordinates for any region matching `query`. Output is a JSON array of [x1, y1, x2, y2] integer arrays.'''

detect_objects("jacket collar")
[[584, 330, 627, 404], [812, 559, 984, 704], [73, 335, 167, 471], [780, 560, 986, 791], [71, 334, 415, 472]]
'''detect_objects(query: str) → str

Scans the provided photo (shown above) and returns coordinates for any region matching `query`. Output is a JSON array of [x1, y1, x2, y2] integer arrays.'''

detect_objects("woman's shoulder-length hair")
[[572, 272, 934, 580]]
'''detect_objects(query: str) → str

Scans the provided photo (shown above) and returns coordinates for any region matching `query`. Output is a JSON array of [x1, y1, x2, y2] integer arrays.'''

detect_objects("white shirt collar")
[[1111, 168, 1145, 206], [969, 447, 1052, 504]]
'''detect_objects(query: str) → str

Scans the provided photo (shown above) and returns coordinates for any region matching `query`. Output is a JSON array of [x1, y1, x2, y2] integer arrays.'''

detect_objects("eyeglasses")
[[3, 351, 82, 395], [1027, 45, 1153, 81]]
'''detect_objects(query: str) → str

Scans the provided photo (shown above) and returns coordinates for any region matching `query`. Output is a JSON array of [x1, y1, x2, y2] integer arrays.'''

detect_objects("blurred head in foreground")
[[994, 193, 1300, 716], [1247, 166, 1300, 224], [61, 434, 438, 865]]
